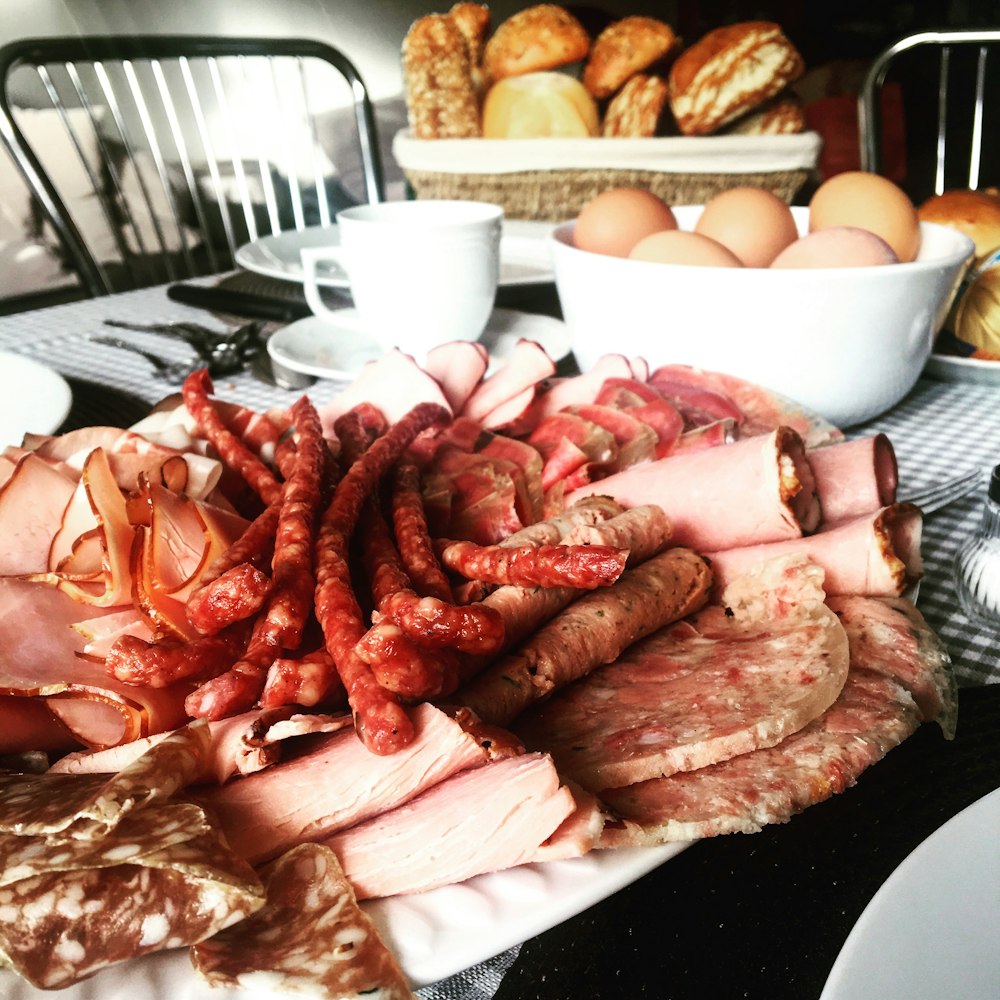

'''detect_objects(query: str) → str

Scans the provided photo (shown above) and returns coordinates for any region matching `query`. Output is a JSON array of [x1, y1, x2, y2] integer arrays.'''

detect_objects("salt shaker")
[[954, 464, 1000, 628]]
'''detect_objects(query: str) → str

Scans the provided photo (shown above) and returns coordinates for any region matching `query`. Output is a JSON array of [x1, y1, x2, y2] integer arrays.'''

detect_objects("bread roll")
[[724, 92, 805, 135], [482, 72, 599, 138], [403, 13, 481, 138], [583, 16, 679, 100], [918, 189, 1000, 261], [448, 2, 491, 96], [483, 4, 590, 82], [602, 74, 670, 137], [668, 21, 805, 136]]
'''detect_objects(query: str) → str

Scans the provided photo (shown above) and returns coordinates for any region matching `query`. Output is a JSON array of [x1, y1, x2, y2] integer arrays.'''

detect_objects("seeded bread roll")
[[403, 13, 482, 138], [602, 74, 670, 137], [584, 16, 679, 100], [448, 2, 491, 96], [668, 21, 804, 136], [724, 92, 806, 135], [483, 4, 591, 82]]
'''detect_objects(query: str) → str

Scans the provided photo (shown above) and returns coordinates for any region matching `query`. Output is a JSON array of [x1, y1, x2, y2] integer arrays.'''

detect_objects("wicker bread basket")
[[393, 130, 822, 221]]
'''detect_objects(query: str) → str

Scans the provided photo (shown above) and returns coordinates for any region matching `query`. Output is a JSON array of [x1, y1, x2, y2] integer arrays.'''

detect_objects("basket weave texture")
[[403, 166, 810, 221]]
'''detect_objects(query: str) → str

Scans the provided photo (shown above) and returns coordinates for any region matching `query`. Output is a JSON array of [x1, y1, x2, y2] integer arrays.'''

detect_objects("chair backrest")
[[0, 35, 385, 296], [859, 30, 1000, 200]]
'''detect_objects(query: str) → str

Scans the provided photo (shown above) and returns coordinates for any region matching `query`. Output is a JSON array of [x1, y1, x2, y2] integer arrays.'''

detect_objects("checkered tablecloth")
[[0, 283, 997, 998]]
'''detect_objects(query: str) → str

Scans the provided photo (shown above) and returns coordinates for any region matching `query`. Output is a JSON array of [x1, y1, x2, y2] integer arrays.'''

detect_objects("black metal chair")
[[858, 29, 1000, 200], [0, 35, 385, 296]]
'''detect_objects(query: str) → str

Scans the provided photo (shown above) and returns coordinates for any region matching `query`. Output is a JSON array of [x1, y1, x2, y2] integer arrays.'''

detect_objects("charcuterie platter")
[[0, 335, 955, 999]]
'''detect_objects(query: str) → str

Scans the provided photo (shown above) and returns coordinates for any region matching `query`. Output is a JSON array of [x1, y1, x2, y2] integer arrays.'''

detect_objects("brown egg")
[[573, 188, 677, 258], [628, 230, 744, 267], [770, 226, 899, 268], [694, 187, 799, 267], [809, 172, 920, 262]]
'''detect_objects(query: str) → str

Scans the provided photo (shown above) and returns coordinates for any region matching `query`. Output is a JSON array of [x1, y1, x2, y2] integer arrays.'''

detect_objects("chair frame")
[[0, 35, 386, 296], [859, 29, 1000, 196]]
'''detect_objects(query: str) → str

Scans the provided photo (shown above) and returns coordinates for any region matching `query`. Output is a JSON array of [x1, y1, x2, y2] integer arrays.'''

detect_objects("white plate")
[[1, 841, 689, 997], [925, 351, 1000, 385], [235, 219, 556, 289], [267, 307, 572, 380], [820, 785, 1000, 1000], [0, 351, 73, 447]]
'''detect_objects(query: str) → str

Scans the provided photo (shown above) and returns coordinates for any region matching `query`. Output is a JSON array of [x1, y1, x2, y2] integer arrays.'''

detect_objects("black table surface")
[[495, 684, 1000, 1000]]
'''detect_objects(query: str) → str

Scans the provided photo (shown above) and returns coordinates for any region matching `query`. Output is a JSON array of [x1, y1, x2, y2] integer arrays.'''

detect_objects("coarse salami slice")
[[565, 426, 821, 551], [514, 596, 850, 792], [192, 843, 414, 1000], [460, 548, 712, 727]]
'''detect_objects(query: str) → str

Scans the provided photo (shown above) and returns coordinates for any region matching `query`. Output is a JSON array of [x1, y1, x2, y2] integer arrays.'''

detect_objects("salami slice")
[[514, 596, 850, 792], [460, 547, 712, 727]]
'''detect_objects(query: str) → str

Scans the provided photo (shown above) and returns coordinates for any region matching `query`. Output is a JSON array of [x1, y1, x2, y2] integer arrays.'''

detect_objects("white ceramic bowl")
[[551, 206, 974, 427]]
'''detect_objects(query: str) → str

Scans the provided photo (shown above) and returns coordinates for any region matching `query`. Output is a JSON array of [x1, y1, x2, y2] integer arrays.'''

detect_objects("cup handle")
[[300, 246, 349, 322]]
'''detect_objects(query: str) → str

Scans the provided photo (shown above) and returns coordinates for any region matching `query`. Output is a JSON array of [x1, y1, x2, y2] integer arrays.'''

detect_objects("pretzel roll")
[[668, 21, 804, 136], [584, 16, 679, 100], [483, 4, 591, 82], [403, 13, 482, 138], [602, 74, 670, 137], [724, 92, 806, 135]]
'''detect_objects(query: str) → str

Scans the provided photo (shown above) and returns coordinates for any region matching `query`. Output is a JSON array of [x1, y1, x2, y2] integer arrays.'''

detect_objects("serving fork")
[[902, 466, 986, 514]]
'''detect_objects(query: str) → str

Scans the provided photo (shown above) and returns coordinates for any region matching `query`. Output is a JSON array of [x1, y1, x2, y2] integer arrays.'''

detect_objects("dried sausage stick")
[[392, 462, 453, 602], [105, 625, 249, 688], [378, 589, 505, 656], [186, 562, 272, 635], [355, 621, 460, 700], [439, 540, 629, 589], [182, 368, 283, 505], [260, 647, 347, 709], [186, 397, 327, 720], [334, 402, 389, 466], [314, 403, 450, 753]]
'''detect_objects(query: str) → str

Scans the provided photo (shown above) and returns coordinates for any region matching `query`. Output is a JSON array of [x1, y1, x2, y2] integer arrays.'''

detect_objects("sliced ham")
[[423, 340, 489, 413], [706, 503, 923, 598], [326, 753, 576, 899], [808, 433, 898, 524], [459, 547, 712, 727], [459, 339, 556, 423], [599, 594, 954, 844], [515, 596, 849, 792], [532, 354, 635, 418], [197, 703, 509, 864], [479, 384, 538, 433], [566, 426, 821, 551]]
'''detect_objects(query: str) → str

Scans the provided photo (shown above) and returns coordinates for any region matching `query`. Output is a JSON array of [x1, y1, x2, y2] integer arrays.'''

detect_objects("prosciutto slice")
[[599, 595, 955, 844], [565, 427, 821, 551], [515, 595, 849, 792], [326, 753, 578, 899]]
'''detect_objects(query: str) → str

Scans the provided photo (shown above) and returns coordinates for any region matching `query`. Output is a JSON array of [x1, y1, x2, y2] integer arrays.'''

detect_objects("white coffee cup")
[[300, 199, 503, 358]]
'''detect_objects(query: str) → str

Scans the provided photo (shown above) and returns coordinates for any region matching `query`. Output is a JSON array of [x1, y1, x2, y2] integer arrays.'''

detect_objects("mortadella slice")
[[705, 503, 923, 598], [808, 433, 898, 524], [565, 426, 821, 551]]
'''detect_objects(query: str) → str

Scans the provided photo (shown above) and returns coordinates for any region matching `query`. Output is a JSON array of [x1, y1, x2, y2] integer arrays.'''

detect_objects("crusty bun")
[[447, 2, 491, 96], [602, 74, 669, 137], [723, 92, 805, 135], [918, 189, 1000, 260], [482, 4, 591, 82], [583, 16, 679, 100], [402, 13, 481, 138], [482, 71, 599, 138], [668, 21, 804, 136]]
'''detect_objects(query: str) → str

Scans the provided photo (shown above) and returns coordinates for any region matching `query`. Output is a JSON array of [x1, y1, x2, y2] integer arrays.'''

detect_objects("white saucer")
[[0, 351, 73, 447], [820, 785, 1000, 1000], [266, 308, 571, 381]]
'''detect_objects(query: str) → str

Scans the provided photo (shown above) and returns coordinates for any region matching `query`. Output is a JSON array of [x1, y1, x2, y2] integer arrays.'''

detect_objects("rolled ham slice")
[[565, 426, 821, 551], [326, 753, 577, 899], [706, 503, 923, 598], [808, 433, 898, 525]]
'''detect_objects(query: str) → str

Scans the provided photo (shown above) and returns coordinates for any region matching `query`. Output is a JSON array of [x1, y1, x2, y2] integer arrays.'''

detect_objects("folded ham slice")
[[565, 426, 821, 551], [599, 595, 955, 844], [515, 595, 849, 792], [326, 752, 578, 899], [808, 433, 898, 525], [706, 503, 923, 598], [197, 703, 517, 864]]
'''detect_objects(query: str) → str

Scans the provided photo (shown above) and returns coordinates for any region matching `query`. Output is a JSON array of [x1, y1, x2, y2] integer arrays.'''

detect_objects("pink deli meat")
[[808, 434, 898, 524], [705, 503, 923, 598], [325, 752, 578, 899], [197, 703, 509, 863], [564, 426, 821, 551], [514, 598, 849, 792]]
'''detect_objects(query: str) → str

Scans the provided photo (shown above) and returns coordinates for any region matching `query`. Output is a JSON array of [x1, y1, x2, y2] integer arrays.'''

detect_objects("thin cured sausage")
[[186, 563, 272, 636], [106, 627, 249, 688], [392, 463, 453, 602], [378, 590, 504, 656], [439, 540, 629, 589]]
